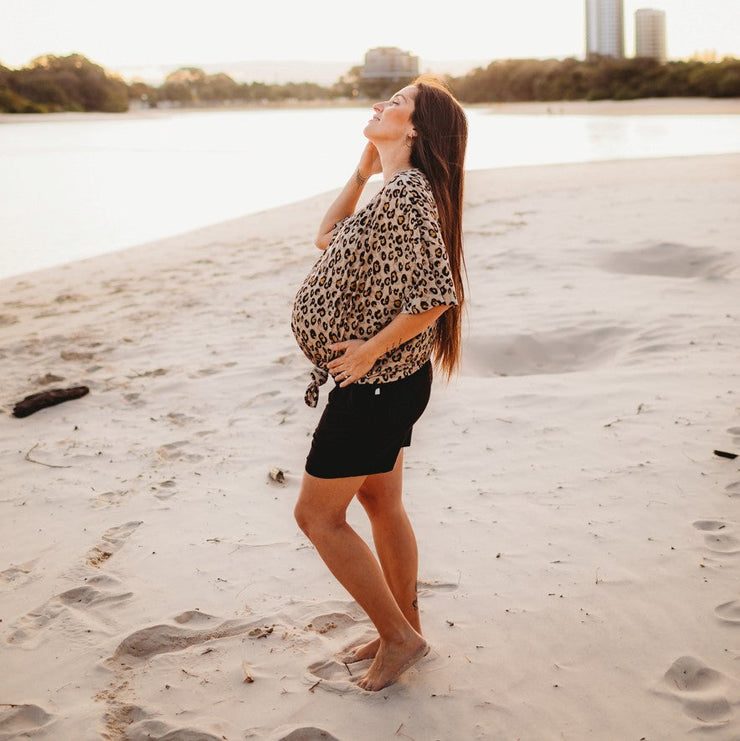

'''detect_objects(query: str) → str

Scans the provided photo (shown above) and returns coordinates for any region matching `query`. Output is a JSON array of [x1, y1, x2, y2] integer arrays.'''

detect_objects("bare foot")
[[357, 635, 428, 691], [342, 637, 379, 663]]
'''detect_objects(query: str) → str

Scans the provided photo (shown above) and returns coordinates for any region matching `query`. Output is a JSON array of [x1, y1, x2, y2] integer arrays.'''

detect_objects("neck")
[[376, 142, 413, 184]]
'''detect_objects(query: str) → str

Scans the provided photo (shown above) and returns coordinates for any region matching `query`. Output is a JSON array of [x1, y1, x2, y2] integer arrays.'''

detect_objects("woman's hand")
[[357, 142, 382, 180], [327, 339, 378, 387]]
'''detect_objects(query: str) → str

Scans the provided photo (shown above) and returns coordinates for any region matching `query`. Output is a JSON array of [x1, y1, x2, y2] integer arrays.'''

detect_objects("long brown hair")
[[409, 75, 467, 378]]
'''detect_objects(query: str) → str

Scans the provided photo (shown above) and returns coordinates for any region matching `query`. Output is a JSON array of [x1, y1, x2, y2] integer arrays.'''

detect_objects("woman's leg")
[[344, 451, 421, 661], [294, 470, 427, 691]]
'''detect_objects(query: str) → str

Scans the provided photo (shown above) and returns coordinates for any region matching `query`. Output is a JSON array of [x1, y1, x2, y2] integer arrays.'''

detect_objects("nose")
[[372, 101, 385, 114]]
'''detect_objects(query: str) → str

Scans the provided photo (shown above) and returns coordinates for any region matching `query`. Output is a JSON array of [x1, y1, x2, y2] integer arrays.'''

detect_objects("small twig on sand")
[[396, 723, 415, 740], [308, 679, 322, 692], [24, 443, 70, 469]]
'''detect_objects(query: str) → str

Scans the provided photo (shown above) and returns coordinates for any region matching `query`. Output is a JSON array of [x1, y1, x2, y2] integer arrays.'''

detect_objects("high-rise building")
[[585, 0, 625, 59], [362, 47, 419, 81], [635, 9, 667, 63]]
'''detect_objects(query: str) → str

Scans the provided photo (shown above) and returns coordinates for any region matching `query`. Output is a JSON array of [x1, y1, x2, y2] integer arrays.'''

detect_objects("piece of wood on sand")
[[12, 386, 90, 418]]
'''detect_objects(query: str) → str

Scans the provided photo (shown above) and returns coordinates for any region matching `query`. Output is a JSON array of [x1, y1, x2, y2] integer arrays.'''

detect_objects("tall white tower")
[[586, 0, 625, 59], [635, 9, 667, 63]]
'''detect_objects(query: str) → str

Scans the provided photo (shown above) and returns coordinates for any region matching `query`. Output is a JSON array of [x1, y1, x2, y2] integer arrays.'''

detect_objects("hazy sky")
[[1, 0, 737, 71]]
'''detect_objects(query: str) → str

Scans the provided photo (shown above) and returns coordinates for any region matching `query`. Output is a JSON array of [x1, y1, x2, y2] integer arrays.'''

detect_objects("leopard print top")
[[291, 168, 458, 406]]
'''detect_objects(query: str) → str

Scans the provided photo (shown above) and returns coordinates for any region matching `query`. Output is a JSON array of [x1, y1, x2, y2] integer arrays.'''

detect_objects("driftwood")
[[13, 386, 90, 418], [714, 449, 738, 460]]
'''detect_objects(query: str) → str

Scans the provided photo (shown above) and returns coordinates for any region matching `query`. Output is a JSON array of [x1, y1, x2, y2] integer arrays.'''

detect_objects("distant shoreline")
[[2, 96, 739, 124], [478, 96, 740, 115]]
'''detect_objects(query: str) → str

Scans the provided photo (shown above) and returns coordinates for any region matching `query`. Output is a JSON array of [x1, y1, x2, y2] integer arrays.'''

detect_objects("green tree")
[[6, 54, 129, 112], [449, 56, 739, 103]]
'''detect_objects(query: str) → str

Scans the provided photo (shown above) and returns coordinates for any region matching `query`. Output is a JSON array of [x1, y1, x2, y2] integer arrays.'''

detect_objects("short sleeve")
[[395, 180, 458, 315]]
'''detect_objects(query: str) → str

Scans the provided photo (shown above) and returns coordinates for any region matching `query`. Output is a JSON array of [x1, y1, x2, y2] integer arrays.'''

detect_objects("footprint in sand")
[[304, 612, 358, 635], [299, 611, 371, 693], [122, 392, 146, 408], [307, 657, 362, 690], [265, 725, 340, 741], [116, 718, 224, 741], [108, 612, 262, 665], [100, 610, 269, 741], [462, 325, 630, 377], [91, 489, 133, 508], [86, 521, 143, 567], [153, 479, 177, 501], [301, 607, 437, 694], [692, 520, 740, 555], [0, 313, 19, 327], [188, 361, 238, 379], [156, 441, 204, 463], [300, 584, 456, 689], [727, 427, 740, 445], [0, 559, 38, 588], [658, 656, 737, 728], [725, 482, 740, 498], [417, 578, 459, 593], [599, 241, 734, 280], [164, 411, 201, 426], [238, 390, 282, 409], [99, 691, 225, 741], [715, 600, 740, 625], [6, 575, 133, 648], [0, 703, 55, 738]]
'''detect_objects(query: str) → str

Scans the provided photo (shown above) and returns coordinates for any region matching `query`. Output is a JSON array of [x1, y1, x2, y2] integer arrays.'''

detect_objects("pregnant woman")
[[291, 75, 467, 691]]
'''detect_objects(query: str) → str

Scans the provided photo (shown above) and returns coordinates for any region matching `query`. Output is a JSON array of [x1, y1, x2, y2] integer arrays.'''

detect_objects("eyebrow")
[[393, 94, 407, 102]]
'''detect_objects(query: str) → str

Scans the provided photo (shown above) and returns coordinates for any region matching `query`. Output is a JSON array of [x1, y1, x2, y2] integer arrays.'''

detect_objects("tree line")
[[0, 54, 351, 113], [451, 56, 740, 102], [0, 55, 129, 112], [1, 53, 738, 114]]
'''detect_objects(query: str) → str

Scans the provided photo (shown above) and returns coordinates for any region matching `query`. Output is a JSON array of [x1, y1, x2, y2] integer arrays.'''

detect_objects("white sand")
[[1, 153, 739, 740]]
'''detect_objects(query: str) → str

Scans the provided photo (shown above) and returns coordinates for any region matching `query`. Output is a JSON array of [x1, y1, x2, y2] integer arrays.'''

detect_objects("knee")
[[294, 500, 345, 540], [293, 501, 312, 537], [356, 487, 380, 516], [357, 484, 399, 519]]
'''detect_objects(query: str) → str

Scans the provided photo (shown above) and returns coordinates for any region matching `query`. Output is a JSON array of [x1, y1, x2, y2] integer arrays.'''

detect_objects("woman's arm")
[[314, 143, 381, 250], [327, 305, 449, 387]]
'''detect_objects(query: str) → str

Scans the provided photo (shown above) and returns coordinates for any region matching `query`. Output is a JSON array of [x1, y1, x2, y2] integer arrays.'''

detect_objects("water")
[[1, 106, 738, 280]]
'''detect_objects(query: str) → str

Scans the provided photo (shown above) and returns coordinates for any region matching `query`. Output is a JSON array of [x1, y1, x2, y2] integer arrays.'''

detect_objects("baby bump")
[[291, 281, 343, 367]]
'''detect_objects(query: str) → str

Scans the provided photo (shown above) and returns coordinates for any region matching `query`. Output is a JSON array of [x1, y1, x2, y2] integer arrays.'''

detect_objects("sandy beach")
[[1, 152, 739, 740]]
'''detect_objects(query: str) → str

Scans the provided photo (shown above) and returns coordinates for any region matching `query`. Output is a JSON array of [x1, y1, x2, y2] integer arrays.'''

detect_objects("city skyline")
[[1, 0, 737, 77], [586, 0, 625, 59], [636, 8, 667, 64]]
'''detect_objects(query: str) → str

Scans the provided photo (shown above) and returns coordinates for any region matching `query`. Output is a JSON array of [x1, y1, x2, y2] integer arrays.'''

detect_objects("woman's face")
[[364, 85, 417, 145]]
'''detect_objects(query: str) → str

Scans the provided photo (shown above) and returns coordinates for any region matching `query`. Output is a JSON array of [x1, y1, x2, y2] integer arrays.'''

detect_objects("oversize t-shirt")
[[292, 168, 458, 393]]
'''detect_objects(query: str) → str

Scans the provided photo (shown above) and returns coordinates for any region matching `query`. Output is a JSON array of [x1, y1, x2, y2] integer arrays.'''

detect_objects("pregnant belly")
[[291, 286, 341, 367]]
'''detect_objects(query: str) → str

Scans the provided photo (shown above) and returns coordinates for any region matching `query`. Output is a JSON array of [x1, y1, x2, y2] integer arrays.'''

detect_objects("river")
[[1, 105, 738, 279]]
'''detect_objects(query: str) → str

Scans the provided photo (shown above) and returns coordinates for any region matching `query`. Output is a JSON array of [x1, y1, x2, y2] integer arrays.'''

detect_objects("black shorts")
[[305, 361, 433, 479]]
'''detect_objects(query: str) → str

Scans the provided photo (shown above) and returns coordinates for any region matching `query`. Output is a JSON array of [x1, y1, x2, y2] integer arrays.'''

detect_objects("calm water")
[[1, 106, 738, 279]]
